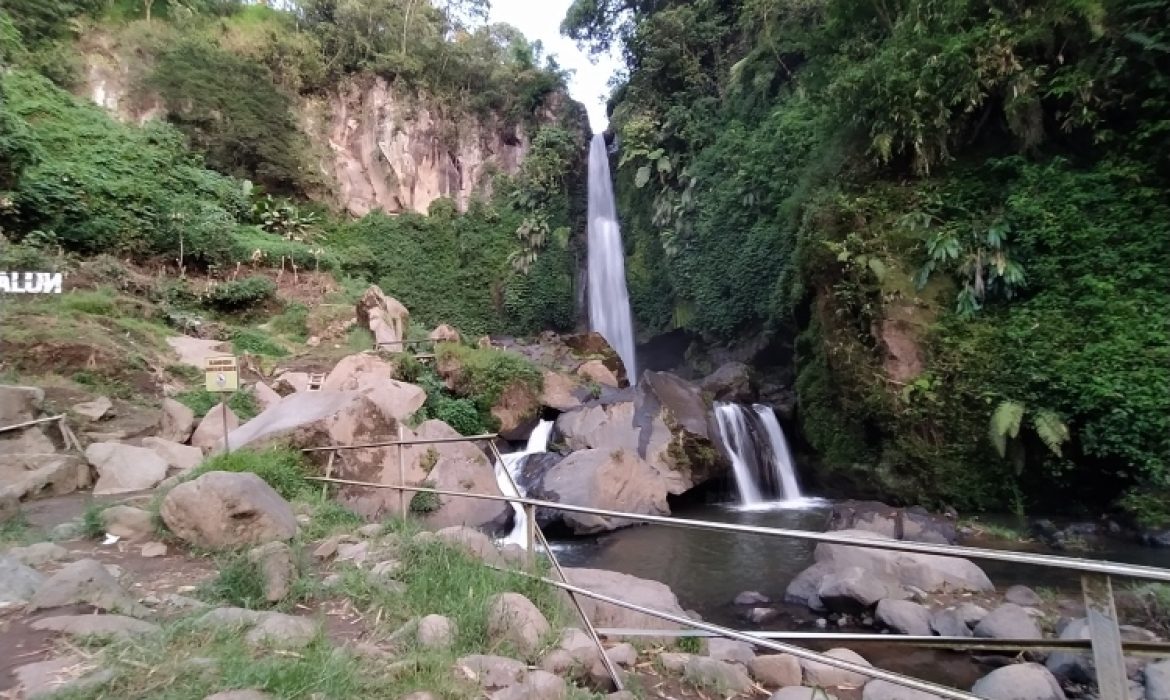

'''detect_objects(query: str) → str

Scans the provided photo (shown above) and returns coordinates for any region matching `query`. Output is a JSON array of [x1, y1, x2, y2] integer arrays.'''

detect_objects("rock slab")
[[86, 442, 169, 495], [161, 471, 297, 549]]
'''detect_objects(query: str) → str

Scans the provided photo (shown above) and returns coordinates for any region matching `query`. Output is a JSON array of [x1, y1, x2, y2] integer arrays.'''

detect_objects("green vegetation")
[[204, 277, 276, 312], [569, 0, 1170, 522], [0, 513, 32, 547], [174, 388, 260, 421], [409, 482, 441, 515], [80, 501, 109, 539], [189, 447, 311, 501], [230, 327, 287, 357], [434, 343, 543, 430]]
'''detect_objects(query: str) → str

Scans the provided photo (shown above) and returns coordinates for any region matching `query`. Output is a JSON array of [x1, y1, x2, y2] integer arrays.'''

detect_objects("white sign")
[[0, 272, 63, 294]]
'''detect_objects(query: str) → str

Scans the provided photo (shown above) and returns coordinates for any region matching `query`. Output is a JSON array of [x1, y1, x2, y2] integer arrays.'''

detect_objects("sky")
[[487, 0, 622, 133]]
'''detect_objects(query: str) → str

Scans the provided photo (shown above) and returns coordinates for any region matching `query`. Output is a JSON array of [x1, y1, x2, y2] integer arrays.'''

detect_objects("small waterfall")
[[587, 134, 638, 380], [494, 420, 555, 546], [714, 402, 806, 506], [754, 404, 803, 501], [714, 403, 765, 505]]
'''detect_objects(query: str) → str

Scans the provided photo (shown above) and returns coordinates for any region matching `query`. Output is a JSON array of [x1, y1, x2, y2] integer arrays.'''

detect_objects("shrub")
[[203, 276, 276, 311], [231, 327, 287, 357], [174, 389, 260, 420], [269, 302, 309, 340], [199, 553, 268, 609], [409, 482, 440, 514], [59, 289, 118, 316], [434, 343, 542, 429], [190, 447, 310, 501]]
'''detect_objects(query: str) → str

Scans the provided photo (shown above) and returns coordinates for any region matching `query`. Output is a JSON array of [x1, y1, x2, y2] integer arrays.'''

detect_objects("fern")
[[1033, 410, 1071, 457], [989, 400, 1025, 458]]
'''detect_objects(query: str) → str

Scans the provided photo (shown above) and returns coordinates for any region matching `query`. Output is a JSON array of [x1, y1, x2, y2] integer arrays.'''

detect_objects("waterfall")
[[754, 404, 803, 501], [714, 403, 765, 505], [714, 402, 806, 506], [494, 420, 555, 546], [587, 134, 638, 380]]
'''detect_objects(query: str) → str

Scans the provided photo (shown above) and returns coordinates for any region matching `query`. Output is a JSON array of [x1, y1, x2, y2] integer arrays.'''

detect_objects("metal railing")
[[305, 440, 1170, 700], [0, 413, 83, 451]]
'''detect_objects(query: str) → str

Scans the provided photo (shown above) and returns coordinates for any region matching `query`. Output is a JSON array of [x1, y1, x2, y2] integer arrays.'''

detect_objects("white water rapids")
[[587, 133, 638, 381], [714, 402, 809, 508], [494, 420, 555, 546]]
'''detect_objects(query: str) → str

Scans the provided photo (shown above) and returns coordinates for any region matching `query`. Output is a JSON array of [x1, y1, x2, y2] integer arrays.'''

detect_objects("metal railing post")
[[397, 423, 406, 519], [1082, 574, 1128, 700], [525, 502, 536, 567]]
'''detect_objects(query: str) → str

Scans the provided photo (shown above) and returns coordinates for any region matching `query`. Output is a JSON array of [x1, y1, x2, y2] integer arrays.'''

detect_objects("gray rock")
[[487, 592, 551, 656], [828, 500, 958, 544], [248, 542, 294, 603], [398, 693, 438, 700], [749, 654, 802, 687], [455, 655, 527, 689], [542, 628, 608, 687], [1044, 618, 1091, 683], [707, 638, 755, 665], [198, 606, 266, 628], [244, 613, 317, 649], [6, 542, 68, 568], [50, 521, 84, 541], [0, 554, 45, 604], [159, 398, 197, 443], [1146, 659, 1170, 700], [606, 643, 637, 667], [30, 614, 160, 639], [1005, 585, 1043, 607], [817, 566, 898, 612], [436, 526, 505, 566], [85, 442, 169, 495], [770, 688, 838, 700], [863, 679, 948, 700], [336, 541, 369, 563], [799, 648, 873, 688], [161, 471, 297, 550], [564, 568, 688, 635], [0, 385, 44, 424], [142, 436, 204, 473], [876, 599, 933, 636], [812, 529, 992, 593], [930, 607, 975, 637], [659, 652, 693, 672], [13, 654, 115, 699], [417, 614, 457, 650], [970, 663, 1066, 700], [682, 656, 754, 693], [735, 590, 772, 605], [72, 396, 113, 422], [747, 607, 780, 624], [974, 604, 1044, 640], [490, 670, 567, 700], [357, 523, 383, 538], [101, 505, 155, 541], [371, 559, 402, 578], [204, 692, 273, 700], [700, 362, 756, 403], [141, 541, 168, 557], [29, 558, 145, 615]]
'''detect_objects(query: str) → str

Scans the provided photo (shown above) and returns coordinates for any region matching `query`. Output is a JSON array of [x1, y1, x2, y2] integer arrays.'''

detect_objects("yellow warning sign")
[[204, 355, 239, 393]]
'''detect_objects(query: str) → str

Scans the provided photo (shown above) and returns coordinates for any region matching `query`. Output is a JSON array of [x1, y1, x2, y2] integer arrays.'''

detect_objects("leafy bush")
[[191, 447, 310, 501], [175, 388, 260, 420], [203, 276, 276, 311], [230, 226, 337, 271], [269, 302, 309, 340], [435, 343, 543, 422], [232, 327, 287, 357], [409, 482, 440, 514]]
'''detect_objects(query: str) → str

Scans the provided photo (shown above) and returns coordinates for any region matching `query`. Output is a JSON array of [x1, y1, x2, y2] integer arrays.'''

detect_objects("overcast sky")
[[487, 0, 622, 133]]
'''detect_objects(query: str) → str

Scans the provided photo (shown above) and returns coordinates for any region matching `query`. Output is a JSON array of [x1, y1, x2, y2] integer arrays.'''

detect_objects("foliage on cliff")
[[571, 0, 1170, 520], [0, 0, 587, 336]]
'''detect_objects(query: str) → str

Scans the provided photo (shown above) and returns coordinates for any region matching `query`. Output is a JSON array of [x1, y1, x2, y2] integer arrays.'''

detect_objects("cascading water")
[[754, 404, 803, 501], [494, 420, 555, 546], [587, 134, 638, 380], [714, 402, 807, 506]]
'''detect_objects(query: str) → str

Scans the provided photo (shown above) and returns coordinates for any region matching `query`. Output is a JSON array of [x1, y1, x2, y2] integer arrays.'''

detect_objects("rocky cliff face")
[[77, 48, 581, 217]]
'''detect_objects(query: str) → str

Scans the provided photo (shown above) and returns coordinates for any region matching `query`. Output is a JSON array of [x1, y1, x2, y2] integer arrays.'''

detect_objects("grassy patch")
[[269, 302, 310, 341], [960, 519, 1025, 541], [298, 499, 364, 541], [0, 513, 32, 547], [1130, 583, 1170, 636], [189, 448, 311, 501], [346, 326, 374, 352], [80, 502, 109, 540], [231, 327, 288, 357], [174, 389, 260, 420]]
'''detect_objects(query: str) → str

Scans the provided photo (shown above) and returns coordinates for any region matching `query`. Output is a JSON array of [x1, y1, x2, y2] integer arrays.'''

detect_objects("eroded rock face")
[[355, 285, 409, 347], [827, 501, 957, 545], [529, 448, 669, 534], [160, 471, 297, 549], [320, 353, 426, 423]]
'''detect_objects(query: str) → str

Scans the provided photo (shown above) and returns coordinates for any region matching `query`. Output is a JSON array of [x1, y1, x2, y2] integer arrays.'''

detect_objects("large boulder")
[[528, 448, 669, 534], [141, 437, 204, 473], [320, 353, 426, 423], [817, 566, 901, 613], [577, 360, 619, 388], [29, 558, 145, 615], [563, 332, 628, 387], [340, 420, 510, 530], [0, 385, 44, 425], [0, 454, 90, 502], [562, 568, 687, 633], [0, 555, 44, 604], [160, 471, 297, 549], [85, 442, 169, 495], [863, 680, 949, 700], [973, 604, 1043, 640], [800, 648, 874, 689], [190, 403, 240, 453], [970, 663, 1066, 700], [1147, 659, 1170, 700], [487, 593, 551, 655], [700, 362, 756, 403], [540, 370, 582, 412], [875, 599, 933, 636], [790, 526, 992, 608], [827, 501, 957, 545], [356, 285, 409, 347]]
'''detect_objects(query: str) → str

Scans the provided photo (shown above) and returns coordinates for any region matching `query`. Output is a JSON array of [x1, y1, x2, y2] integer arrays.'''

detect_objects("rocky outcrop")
[[160, 471, 297, 549], [0, 454, 90, 504], [355, 285, 409, 347], [577, 360, 619, 388], [827, 501, 958, 544], [562, 568, 687, 632], [540, 370, 582, 412], [528, 448, 669, 534], [700, 362, 756, 403], [85, 442, 169, 495], [320, 353, 426, 422]]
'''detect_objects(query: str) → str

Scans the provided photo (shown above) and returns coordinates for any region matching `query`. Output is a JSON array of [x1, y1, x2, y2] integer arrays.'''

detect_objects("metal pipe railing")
[[306, 475, 1170, 583]]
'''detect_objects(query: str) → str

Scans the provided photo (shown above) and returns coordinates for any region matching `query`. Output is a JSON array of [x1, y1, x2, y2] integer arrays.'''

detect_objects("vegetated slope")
[[1, 0, 587, 338], [565, 0, 1170, 523]]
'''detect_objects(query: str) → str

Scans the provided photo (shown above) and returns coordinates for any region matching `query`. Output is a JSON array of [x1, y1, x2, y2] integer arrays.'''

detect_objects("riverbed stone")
[[828, 500, 958, 544], [12, 655, 114, 699], [7, 542, 68, 568], [0, 555, 44, 604], [799, 648, 873, 688], [243, 613, 317, 649], [30, 614, 160, 640], [563, 568, 687, 633], [435, 526, 504, 566], [876, 599, 933, 636], [770, 687, 838, 700], [863, 679, 948, 700], [1005, 585, 1043, 607], [817, 565, 898, 612], [491, 670, 567, 700], [970, 663, 1066, 700], [606, 643, 637, 667], [86, 442, 169, 495], [749, 654, 802, 687], [29, 558, 145, 615], [417, 614, 457, 650], [682, 656, 754, 693], [735, 590, 771, 605], [974, 603, 1043, 640], [814, 529, 992, 592], [707, 638, 756, 665], [101, 505, 155, 541], [1146, 659, 1170, 700], [455, 655, 527, 689], [487, 593, 550, 655]]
